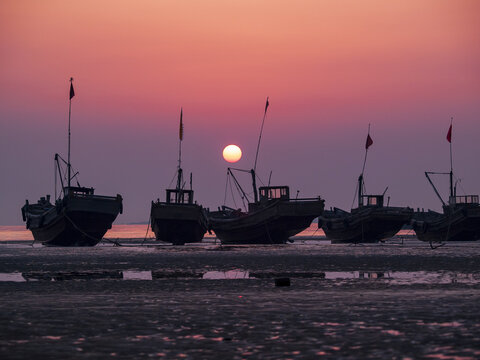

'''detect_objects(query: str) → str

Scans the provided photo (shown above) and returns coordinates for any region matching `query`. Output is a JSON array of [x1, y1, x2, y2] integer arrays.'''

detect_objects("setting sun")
[[223, 145, 242, 163]]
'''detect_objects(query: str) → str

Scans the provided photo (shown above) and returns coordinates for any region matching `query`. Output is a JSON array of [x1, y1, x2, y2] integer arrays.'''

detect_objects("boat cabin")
[[448, 195, 479, 206], [259, 186, 290, 202], [64, 186, 95, 196], [165, 189, 194, 204], [358, 194, 384, 208]]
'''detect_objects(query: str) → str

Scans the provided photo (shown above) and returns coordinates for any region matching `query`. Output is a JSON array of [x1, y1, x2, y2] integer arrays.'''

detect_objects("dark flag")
[[264, 97, 269, 115], [69, 82, 75, 100], [365, 134, 373, 150], [446, 124, 452, 143], [179, 108, 184, 141]]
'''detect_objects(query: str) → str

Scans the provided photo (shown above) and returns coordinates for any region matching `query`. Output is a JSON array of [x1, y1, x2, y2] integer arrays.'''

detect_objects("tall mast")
[[449, 117, 453, 198], [252, 97, 269, 202], [177, 107, 184, 191], [253, 97, 269, 174], [68, 77, 75, 188], [359, 124, 373, 206], [357, 174, 364, 207], [251, 169, 258, 203]]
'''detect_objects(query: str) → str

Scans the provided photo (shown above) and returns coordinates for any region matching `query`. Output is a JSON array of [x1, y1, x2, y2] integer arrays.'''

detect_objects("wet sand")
[[1, 239, 480, 359]]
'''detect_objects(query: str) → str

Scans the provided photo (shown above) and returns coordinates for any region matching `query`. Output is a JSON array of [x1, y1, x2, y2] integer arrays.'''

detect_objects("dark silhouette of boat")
[[319, 128, 413, 244], [21, 79, 123, 246], [411, 121, 480, 242], [208, 172, 325, 244], [411, 195, 480, 242], [207, 98, 324, 244], [150, 109, 208, 245], [319, 175, 413, 244]]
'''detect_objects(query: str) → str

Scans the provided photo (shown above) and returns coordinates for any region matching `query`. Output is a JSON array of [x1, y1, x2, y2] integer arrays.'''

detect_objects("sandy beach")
[[1, 239, 480, 359]]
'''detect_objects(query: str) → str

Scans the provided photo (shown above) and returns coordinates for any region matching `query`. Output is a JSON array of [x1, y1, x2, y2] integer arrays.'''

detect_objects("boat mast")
[[448, 117, 454, 198], [359, 124, 373, 207], [357, 174, 364, 207], [55, 154, 65, 197], [177, 108, 184, 195], [252, 97, 269, 202], [251, 169, 258, 203], [67, 77, 74, 189]]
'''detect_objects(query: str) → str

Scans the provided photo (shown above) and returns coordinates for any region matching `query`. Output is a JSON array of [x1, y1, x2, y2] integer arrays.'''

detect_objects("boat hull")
[[411, 206, 480, 242], [320, 207, 413, 244], [150, 202, 207, 245], [23, 195, 122, 247], [208, 199, 324, 245]]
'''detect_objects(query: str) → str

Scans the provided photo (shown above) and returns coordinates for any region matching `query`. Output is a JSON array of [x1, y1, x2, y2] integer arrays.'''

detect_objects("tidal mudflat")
[[1, 239, 480, 359]]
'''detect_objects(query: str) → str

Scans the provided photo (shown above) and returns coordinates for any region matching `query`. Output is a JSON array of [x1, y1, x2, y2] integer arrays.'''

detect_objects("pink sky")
[[1, 0, 479, 225]]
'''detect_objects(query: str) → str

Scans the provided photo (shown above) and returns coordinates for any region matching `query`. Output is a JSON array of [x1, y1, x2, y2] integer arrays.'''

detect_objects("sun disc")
[[223, 145, 242, 163]]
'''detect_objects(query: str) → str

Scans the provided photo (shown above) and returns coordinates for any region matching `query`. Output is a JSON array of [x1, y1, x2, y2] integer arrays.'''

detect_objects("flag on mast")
[[264, 97, 269, 115], [69, 81, 75, 100], [365, 133, 373, 149], [179, 108, 184, 141], [446, 124, 452, 143]]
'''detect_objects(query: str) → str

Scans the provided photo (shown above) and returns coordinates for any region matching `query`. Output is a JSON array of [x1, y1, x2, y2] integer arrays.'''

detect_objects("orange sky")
[[1, 1, 480, 225]]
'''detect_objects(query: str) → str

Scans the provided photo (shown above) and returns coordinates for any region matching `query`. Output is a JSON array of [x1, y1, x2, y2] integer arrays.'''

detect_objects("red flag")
[[264, 97, 269, 115], [446, 124, 452, 143], [69, 82, 75, 100], [179, 108, 184, 141], [365, 134, 373, 149]]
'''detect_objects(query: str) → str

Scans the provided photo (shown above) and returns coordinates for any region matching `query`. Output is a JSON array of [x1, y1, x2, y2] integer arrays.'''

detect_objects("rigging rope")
[[167, 168, 178, 189], [453, 174, 467, 195], [229, 175, 240, 209]]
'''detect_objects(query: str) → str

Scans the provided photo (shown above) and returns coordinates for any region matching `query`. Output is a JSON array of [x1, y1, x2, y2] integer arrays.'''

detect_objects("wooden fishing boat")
[[150, 171, 208, 245], [208, 182, 324, 244], [150, 109, 207, 245], [411, 120, 480, 242], [22, 186, 122, 247], [319, 180, 413, 244], [411, 196, 480, 242], [319, 128, 413, 243], [21, 79, 123, 246]]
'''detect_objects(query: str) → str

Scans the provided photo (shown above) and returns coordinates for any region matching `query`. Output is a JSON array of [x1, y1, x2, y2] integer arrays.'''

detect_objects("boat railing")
[[69, 192, 122, 201], [258, 196, 323, 203], [289, 197, 324, 202]]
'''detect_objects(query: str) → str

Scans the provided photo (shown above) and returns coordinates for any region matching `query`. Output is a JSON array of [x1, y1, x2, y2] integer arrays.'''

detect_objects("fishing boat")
[[319, 128, 413, 244], [150, 109, 208, 245], [411, 120, 480, 242], [208, 172, 325, 244], [207, 98, 325, 244], [21, 79, 123, 246]]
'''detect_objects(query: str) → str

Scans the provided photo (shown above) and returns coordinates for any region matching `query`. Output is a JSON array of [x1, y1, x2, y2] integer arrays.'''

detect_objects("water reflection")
[[0, 272, 25, 282], [123, 270, 153, 280], [203, 270, 250, 279], [0, 270, 478, 284]]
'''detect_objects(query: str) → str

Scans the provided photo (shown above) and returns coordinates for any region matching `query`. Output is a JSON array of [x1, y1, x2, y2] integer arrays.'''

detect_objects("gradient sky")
[[1, 0, 479, 226]]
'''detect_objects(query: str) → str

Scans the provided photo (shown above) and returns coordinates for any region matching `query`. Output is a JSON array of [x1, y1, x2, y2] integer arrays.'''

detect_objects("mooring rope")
[[64, 213, 122, 246], [141, 216, 152, 245]]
